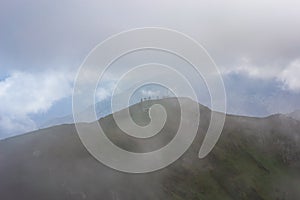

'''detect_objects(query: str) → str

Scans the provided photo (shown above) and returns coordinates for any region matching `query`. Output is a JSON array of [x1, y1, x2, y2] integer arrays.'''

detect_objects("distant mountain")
[[1, 98, 300, 199], [286, 109, 300, 121]]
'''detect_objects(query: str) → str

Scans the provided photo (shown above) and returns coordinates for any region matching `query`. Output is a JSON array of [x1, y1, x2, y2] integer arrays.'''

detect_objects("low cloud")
[[141, 89, 162, 97], [222, 58, 300, 93], [0, 70, 74, 138], [96, 81, 116, 102], [279, 60, 300, 92]]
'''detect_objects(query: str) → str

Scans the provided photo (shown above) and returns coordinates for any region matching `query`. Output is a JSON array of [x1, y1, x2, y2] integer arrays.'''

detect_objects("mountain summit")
[[1, 98, 300, 199]]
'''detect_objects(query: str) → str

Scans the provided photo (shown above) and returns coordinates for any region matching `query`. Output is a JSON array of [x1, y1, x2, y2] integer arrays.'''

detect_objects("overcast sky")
[[1, 0, 300, 138]]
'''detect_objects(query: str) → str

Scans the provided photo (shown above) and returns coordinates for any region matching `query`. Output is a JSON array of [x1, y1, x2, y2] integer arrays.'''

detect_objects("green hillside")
[[1, 98, 300, 199]]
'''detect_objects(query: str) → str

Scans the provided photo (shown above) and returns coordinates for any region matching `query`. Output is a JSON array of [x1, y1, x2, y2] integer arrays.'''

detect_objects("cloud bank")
[[222, 58, 300, 93], [0, 0, 300, 137], [0, 70, 73, 138], [279, 59, 300, 92]]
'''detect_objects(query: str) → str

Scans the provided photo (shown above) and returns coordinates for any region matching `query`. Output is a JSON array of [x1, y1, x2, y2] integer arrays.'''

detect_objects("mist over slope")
[[39, 84, 172, 129], [1, 98, 300, 200], [39, 98, 112, 129], [286, 110, 300, 121]]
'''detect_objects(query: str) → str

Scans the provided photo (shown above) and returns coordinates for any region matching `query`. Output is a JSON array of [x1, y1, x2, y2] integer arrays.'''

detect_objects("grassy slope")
[[1, 98, 300, 199], [161, 113, 300, 200]]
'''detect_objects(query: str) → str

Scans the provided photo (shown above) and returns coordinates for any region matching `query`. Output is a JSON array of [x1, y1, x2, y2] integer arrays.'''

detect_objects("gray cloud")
[[1, 0, 300, 136], [1, 0, 299, 73]]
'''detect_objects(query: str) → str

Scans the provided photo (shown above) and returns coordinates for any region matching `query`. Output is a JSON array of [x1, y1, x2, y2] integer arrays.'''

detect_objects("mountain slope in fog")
[[286, 109, 300, 121], [1, 98, 300, 200], [39, 98, 112, 129]]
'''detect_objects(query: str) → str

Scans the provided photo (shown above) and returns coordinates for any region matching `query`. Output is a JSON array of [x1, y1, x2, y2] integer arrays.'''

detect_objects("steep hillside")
[[1, 98, 300, 200]]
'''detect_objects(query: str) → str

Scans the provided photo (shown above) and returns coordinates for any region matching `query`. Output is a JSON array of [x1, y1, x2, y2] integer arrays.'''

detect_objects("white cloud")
[[0, 70, 74, 138], [221, 57, 282, 79], [222, 58, 300, 92], [0, 0, 300, 128], [279, 60, 300, 92], [96, 82, 116, 101], [140, 87, 174, 99], [141, 89, 162, 97], [0, 115, 36, 137], [96, 88, 110, 101], [95, 73, 117, 102]]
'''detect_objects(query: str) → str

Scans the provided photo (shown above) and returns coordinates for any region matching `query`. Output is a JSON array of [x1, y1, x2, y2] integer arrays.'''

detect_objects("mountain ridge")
[[1, 98, 300, 199]]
